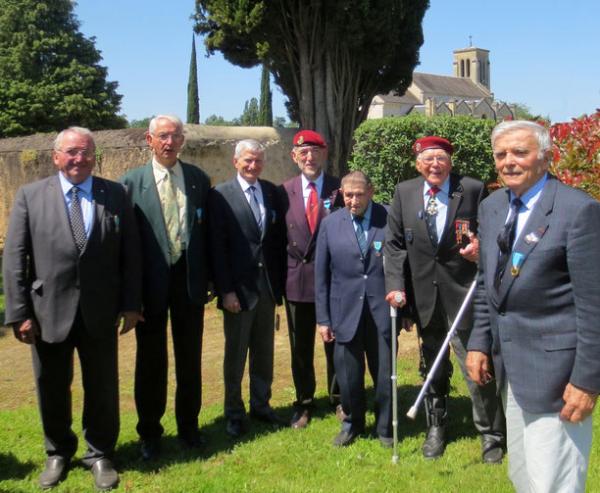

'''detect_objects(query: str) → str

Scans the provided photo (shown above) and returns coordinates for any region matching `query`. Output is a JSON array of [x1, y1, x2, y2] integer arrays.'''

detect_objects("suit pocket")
[[543, 332, 576, 351]]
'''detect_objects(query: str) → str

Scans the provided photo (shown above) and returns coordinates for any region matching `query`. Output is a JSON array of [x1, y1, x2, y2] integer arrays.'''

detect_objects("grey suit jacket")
[[2, 175, 142, 343], [384, 173, 486, 329], [468, 175, 600, 413], [120, 161, 211, 314]]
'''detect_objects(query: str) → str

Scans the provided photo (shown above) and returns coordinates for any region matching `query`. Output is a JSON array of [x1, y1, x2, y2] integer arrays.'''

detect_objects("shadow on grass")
[[0, 452, 36, 480]]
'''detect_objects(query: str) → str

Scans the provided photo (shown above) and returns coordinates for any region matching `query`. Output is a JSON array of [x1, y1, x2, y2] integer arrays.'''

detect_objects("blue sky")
[[74, 0, 599, 124]]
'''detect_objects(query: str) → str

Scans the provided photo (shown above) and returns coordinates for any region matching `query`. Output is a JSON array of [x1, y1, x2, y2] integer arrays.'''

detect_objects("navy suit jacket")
[[120, 161, 211, 315], [209, 177, 286, 311], [279, 173, 342, 302], [468, 175, 600, 413], [315, 202, 390, 343]]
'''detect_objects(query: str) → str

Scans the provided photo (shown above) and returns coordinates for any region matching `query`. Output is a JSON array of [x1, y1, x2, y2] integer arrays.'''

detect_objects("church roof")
[[411, 72, 490, 99], [375, 91, 420, 105]]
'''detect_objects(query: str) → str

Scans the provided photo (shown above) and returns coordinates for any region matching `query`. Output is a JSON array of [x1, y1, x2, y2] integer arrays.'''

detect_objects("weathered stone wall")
[[0, 125, 298, 246]]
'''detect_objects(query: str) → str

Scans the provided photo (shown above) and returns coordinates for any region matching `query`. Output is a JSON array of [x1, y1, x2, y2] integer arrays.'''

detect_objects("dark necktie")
[[354, 216, 368, 255], [425, 186, 440, 247], [248, 185, 263, 232], [494, 197, 523, 290], [306, 182, 319, 234], [69, 186, 87, 252]]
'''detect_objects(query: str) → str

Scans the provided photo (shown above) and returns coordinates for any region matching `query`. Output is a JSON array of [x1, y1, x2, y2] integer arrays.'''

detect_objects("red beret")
[[413, 136, 453, 155], [293, 130, 327, 147]]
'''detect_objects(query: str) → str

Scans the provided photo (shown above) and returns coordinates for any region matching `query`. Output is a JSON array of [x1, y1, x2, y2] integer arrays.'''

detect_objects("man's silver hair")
[[234, 139, 265, 159], [491, 120, 552, 159], [148, 115, 184, 134], [54, 127, 94, 150]]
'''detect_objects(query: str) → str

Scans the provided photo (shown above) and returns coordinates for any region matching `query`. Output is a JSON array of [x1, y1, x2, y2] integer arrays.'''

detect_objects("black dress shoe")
[[422, 425, 446, 459], [333, 430, 361, 447], [250, 409, 286, 427], [179, 430, 207, 449], [140, 439, 160, 461], [39, 456, 69, 489], [481, 438, 504, 464], [290, 408, 311, 429], [226, 418, 246, 438], [91, 458, 119, 491]]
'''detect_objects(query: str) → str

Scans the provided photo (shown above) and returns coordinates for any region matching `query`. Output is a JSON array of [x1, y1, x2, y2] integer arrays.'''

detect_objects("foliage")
[[204, 114, 240, 126], [241, 98, 260, 126], [509, 102, 548, 122], [187, 34, 200, 124], [550, 110, 600, 199], [349, 114, 497, 204], [259, 64, 273, 126], [0, 0, 126, 137], [194, 0, 429, 177], [128, 116, 154, 128]]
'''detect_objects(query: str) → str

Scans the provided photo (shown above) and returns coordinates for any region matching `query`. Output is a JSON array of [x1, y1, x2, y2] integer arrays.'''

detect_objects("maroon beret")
[[293, 130, 327, 147], [413, 136, 454, 155]]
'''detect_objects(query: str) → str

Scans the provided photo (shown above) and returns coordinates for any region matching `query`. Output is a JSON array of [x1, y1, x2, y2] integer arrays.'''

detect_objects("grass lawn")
[[1, 300, 599, 492]]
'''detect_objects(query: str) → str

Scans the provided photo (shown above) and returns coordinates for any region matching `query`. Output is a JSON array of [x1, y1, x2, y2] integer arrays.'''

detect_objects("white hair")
[[54, 127, 94, 150], [491, 120, 552, 159], [234, 139, 265, 159], [148, 114, 184, 134]]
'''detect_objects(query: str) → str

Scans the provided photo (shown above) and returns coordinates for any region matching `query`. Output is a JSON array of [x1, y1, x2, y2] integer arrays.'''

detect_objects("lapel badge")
[[406, 228, 413, 243], [373, 240, 383, 257], [196, 208, 203, 224], [524, 232, 539, 245], [324, 198, 331, 210], [510, 251, 525, 277], [455, 219, 470, 244], [271, 210, 277, 224], [114, 215, 120, 234]]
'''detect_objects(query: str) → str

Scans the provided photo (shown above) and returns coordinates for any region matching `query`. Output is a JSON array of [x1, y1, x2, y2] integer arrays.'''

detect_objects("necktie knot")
[[428, 186, 440, 197], [306, 182, 319, 234]]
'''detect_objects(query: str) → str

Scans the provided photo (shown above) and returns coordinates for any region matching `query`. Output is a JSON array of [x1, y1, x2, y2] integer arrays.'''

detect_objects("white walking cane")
[[406, 279, 477, 420], [390, 303, 399, 464]]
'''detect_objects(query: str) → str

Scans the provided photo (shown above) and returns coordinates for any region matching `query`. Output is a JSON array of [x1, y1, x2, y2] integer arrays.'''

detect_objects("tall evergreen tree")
[[241, 98, 260, 126], [187, 33, 200, 124], [259, 64, 273, 126], [0, 0, 126, 137]]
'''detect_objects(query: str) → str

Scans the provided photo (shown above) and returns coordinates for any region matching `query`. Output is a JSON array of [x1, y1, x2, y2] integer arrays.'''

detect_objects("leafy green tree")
[[510, 102, 549, 122], [241, 98, 260, 126], [259, 64, 273, 126], [0, 0, 126, 137], [128, 116, 154, 129], [204, 114, 240, 126], [194, 0, 429, 175], [187, 34, 200, 124]]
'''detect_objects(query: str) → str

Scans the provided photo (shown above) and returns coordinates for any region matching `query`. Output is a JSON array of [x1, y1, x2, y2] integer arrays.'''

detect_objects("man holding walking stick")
[[384, 136, 505, 462]]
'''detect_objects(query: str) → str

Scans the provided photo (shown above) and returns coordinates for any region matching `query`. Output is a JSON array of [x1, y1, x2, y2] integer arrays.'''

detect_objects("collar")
[[59, 172, 93, 196], [509, 173, 548, 211], [301, 171, 324, 192], [352, 201, 373, 222], [423, 177, 450, 197], [237, 174, 261, 193], [152, 158, 182, 179]]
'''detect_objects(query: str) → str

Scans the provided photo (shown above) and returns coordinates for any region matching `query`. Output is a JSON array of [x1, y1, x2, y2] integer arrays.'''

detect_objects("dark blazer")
[[279, 173, 342, 302], [120, 161, 211, 314], [315, 202, 390, 343], [468, 175, 600, 414], [209, 177, 286, 311], [2, 175, 142, 343], [384, 173, 486, 329]]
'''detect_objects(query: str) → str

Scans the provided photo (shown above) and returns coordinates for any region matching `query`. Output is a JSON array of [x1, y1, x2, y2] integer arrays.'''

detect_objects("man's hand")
[[385, 290, 406, 308], [12, 319, 40, 345], [117, 311, 145, 335], [466, 350, 494, 385], [223, 292, 241, 313], [459, 232, 479, 263], [317, 324, 335, 343], [560, 383, 598, 423]]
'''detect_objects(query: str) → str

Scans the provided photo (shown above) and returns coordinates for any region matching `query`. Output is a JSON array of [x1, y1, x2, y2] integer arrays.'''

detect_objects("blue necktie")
[[494, 197, 523, 290], [354, 216, 368, 255], [248, 185, 263, 232]]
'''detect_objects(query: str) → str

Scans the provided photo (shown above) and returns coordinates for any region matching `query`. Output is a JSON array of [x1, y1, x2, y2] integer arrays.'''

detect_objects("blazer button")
[[292, 241, 297, 246], [302, 259, 307, 264], [434, 256, 440, 261], [258, 262, 264, 268], [363, 275, 368, 279], [359, 296, 363, 300], [432, 280, 438, 286]]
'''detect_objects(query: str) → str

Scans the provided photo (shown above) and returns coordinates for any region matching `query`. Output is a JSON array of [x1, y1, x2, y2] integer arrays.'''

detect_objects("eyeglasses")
[[153, 132, 184, 142], [419, 155, 450, 165], [296, 146, 323, 158], [56, 148, 94, 158]]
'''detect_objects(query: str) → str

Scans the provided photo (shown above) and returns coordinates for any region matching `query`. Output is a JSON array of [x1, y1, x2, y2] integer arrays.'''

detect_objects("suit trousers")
[[31, 310, 119, 464], [420, 296, 504, 441], [134, 254, 205, 440], [503, 383, 592, 493], [223, 271, 275, 419], [334, 303, 392, 438], [284, 300, 337, 407]]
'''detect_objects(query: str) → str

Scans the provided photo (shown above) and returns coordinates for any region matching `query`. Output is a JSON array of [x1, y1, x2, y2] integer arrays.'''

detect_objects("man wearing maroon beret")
[[279, 130, 344, 429], [384, 136, 505, 461]]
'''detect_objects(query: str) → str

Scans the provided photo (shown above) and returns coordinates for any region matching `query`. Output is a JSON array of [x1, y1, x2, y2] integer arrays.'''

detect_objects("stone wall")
[[0, 125, 298, 246]]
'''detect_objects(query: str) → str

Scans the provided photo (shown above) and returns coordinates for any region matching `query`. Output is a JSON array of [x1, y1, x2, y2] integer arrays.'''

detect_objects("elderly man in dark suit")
[[119, 115, 211, 460], [2, 127, 142, 490], [315, 171, 392, 447], [467, 120, 600, 492], [384, 136, 504, 461], [209, 139, 286, 438], [279, 130, 343, 429]]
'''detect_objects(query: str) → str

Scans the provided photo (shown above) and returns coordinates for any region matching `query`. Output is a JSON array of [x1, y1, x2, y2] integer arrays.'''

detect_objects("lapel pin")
[[196, 208, 203, 224], [524, 232, 540, 244], [511, 251, 525, 277], [373, 240, 383, 257]]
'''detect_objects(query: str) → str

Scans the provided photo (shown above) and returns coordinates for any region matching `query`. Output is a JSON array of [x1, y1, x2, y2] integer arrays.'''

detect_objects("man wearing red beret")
[[384, 136, 505, 461], [279, 130, 344, 429]]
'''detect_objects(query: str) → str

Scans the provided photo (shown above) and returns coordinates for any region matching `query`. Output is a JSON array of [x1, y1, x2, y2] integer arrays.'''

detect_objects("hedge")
[[348, 114, 497, 203]]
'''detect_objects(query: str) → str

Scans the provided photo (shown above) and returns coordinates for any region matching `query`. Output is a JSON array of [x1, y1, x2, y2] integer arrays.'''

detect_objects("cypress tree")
[[187, 33, 200, 124], [259, 64, 273, 126]]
